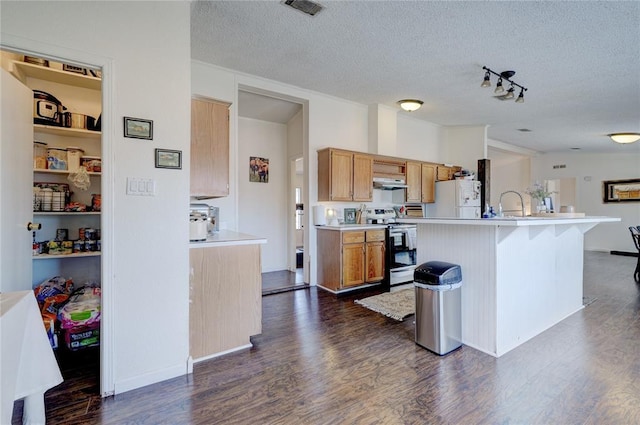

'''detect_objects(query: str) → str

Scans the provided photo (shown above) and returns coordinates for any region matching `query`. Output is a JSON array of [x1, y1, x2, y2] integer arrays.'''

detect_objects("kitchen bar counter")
[[189, 230, 265, 362], [398, 216, 620, 357], [315, 224, 387, 231], [189, 230, 266, 248], [397, 216, 618, 227]]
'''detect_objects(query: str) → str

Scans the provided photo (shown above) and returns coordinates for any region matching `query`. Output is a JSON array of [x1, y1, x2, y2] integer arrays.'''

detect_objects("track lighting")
[[505, 85, 515, 99], [481, 71, 491, 88], [397, 99, 423, 112], [481, 66, 527, 103], [608, 133, 640, 144]]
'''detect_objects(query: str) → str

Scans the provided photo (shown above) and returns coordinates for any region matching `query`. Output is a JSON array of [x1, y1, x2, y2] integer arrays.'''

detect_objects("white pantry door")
[[0, 68, 33, 292]]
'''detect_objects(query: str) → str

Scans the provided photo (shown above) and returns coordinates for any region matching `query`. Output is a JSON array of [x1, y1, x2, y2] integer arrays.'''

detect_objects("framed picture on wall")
[[124, 116, 153, 140], [603, 178, 640, 203], [249, 156, 269, 183], [155, 148, 182, 169]]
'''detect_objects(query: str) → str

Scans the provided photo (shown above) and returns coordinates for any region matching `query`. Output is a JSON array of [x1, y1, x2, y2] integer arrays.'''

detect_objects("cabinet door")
[[342, 243, 365, 287], [0, 69, 33, 292], [352, 154, 373, 202], [421, 163, 436, 203], [330, 150, 353, 201], [365, 241, 385, 283], [405, 161, 422, 203], [191, 98, 230, 198], [437, 165, 452, 181]]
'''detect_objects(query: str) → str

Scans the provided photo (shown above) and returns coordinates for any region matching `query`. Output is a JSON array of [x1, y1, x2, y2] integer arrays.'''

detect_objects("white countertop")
[[189, 230, 267, 248], [397, 216, 620, 227], [315, 224, 387, 231]]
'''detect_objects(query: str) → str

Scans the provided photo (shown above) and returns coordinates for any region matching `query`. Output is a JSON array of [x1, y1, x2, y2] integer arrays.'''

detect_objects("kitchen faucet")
[[499, 191, 526, 217]]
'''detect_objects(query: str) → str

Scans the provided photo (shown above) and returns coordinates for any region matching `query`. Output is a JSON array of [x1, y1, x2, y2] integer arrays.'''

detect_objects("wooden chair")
[[630, 226, 640, 283]]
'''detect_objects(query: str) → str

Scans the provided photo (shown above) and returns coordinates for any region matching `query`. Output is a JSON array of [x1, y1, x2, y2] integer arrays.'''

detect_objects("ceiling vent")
[[282, 0, 323, 16]]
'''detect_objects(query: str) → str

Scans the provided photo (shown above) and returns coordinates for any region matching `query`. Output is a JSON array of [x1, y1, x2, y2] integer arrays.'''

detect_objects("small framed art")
[[124, 116, 153, 140], [344, 208, 357, 224], [155, 148, 182, 169]]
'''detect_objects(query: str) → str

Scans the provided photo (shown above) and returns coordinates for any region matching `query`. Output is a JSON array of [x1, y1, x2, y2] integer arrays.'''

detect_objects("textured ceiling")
[[191, 1, 640, 154]]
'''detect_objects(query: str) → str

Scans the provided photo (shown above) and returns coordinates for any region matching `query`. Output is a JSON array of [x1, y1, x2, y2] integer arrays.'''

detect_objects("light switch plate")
[[127, 177, 156, 196]]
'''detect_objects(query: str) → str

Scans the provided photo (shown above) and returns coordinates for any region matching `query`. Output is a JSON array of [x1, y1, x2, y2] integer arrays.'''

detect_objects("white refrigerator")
[[429, 180, 481, 218]]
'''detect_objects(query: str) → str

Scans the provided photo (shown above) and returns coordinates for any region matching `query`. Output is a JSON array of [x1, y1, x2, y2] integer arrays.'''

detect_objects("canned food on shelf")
[[80, 156, 101, 172]]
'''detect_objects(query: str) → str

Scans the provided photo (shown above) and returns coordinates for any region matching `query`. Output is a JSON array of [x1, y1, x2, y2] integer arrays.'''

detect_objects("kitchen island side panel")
[[416, 224, 498, 356], [189, 244, 262, 360], [494, 224, 585, 355]]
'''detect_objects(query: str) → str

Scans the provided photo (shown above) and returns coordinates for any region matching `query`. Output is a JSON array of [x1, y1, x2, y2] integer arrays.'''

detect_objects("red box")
[[63, 323, 99, 351]]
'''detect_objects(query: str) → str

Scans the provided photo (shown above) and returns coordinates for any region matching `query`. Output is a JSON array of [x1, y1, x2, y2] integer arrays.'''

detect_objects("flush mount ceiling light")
[[481, 66, 528, 103], [398, 99, 424, 112], [608, 133, 640, 144]]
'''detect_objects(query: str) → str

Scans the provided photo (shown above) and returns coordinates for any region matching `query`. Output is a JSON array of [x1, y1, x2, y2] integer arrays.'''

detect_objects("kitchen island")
[[189, 231, 266, 362], [397, 216, 620, 357]]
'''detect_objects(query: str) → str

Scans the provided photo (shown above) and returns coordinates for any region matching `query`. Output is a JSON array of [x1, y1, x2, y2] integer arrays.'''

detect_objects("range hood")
[[373, 177, 407, 190]]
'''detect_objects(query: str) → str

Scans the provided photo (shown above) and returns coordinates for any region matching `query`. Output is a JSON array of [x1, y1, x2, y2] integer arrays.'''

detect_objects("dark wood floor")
[[14, 251, 640, 424], [262, 269, 307, 295]]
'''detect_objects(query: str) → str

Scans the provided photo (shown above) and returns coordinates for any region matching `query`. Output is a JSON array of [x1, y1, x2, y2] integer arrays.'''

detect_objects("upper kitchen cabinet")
[[405, 161, 422, 203], [421, 163, 436, 203], [404, 161, 437, 203], [317, 148, 373, 202], [436, 165, 460, 181], [190, 97, 230, 199]]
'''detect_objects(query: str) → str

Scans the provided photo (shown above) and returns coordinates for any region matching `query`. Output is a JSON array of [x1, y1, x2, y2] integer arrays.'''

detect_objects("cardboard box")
[[63, 323, 99, 351]]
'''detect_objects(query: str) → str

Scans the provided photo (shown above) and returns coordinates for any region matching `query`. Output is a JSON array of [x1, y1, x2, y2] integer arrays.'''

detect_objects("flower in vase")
[[525, 181, 555, 201]]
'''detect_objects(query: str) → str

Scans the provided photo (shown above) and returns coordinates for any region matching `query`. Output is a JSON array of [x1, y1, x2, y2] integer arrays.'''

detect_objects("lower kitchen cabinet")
[[317, 227, 386, 293], [189, 243, 262, 360]]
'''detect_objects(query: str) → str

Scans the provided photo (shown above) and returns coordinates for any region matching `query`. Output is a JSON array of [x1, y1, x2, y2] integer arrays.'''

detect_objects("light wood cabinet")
[[189, 244, 262, 360], [405, 161, 437, 203], [342, 233, 366, 288], [190, 97, 230, 199], [317, 148, 372, 202], [437, 165, 453, 181], [365, 230, 386, 282], [317, 228, 385, 292], [353, 153, 373, 201], [421, 163, 436, 203], [405, 161, 422, 203]]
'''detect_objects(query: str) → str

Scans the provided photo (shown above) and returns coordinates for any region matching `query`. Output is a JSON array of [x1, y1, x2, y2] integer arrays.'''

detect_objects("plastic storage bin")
[[414, 261, 462, 355]]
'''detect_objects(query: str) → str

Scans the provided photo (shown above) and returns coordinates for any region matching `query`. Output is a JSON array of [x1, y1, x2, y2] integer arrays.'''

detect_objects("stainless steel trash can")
[[414, 261, 462, 355]]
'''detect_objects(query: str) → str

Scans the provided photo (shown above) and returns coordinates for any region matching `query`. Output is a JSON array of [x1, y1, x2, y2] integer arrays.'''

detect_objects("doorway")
[[236, 88, 308, 295], [0, 47, 107, 399]]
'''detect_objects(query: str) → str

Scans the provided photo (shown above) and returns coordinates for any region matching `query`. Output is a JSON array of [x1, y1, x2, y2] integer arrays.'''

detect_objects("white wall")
[[488, 147, 532, 214], [1, 1, 191, 394], [238, 117, 288, 272], [396, 114, 443, 162], [443, 126, 488, 173], [532, 152, 640, 252]]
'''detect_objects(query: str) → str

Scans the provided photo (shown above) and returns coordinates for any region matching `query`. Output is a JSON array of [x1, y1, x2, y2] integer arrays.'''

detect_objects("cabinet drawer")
[[366, 229, 386, 242], [342, 231, 365, 244]]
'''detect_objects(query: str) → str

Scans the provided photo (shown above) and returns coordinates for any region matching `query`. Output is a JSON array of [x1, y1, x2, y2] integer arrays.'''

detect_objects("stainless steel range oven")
[[385, 224, 417, 286]]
